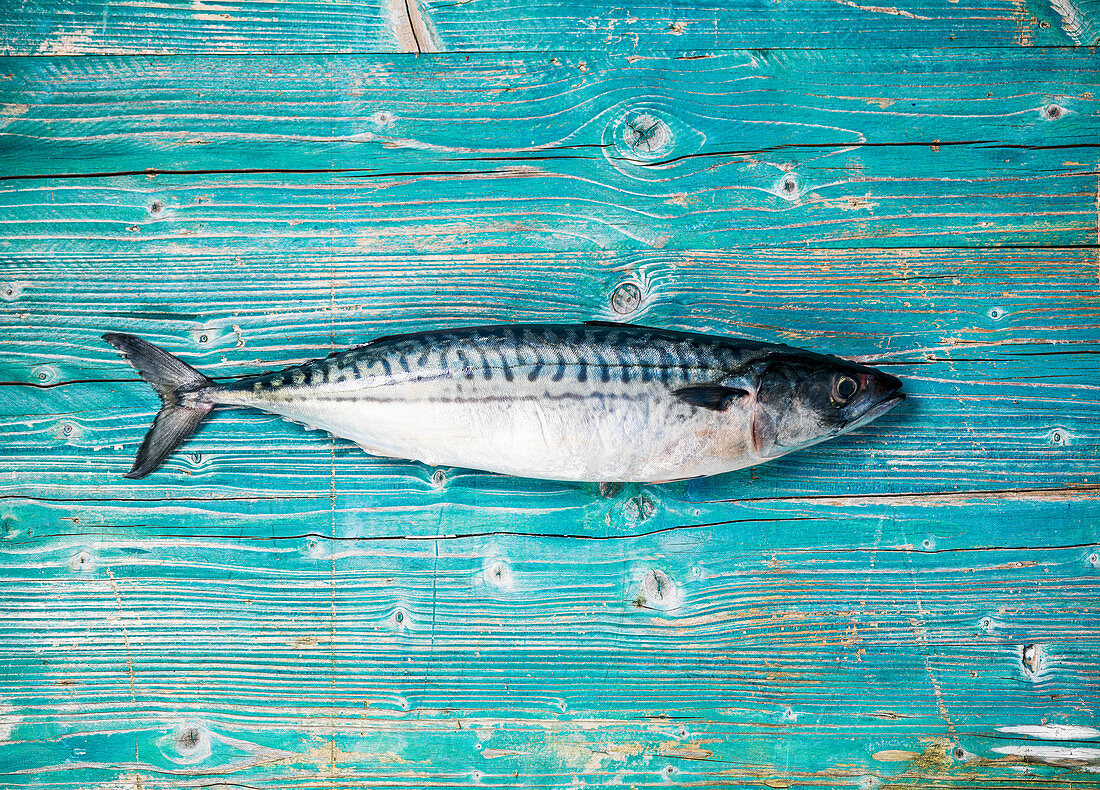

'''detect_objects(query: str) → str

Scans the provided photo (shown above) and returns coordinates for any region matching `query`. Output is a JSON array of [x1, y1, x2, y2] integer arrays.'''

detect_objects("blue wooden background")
[[2, 1, 1099, 788]]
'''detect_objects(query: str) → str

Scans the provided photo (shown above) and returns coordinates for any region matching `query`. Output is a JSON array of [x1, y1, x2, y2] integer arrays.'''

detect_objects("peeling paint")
[[993, 744, 1100, 766], [998, 724, 1100, 740], [0, 703, 20, 743], [34, 28, 94, 55]]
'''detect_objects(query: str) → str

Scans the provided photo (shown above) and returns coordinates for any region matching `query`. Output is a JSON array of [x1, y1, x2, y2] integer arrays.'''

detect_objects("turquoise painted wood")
[[2, 53, 1097, 254], [2, 0, 1096, 54], [2, 12, 1100, 790]]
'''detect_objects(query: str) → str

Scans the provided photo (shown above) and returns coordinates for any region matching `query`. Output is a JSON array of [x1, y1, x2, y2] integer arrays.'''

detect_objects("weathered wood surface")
[[3, 0, 1097, 55], [2, 34, 1100, 790], [3, 53, 1098, 251], [4, 246, 1099, 497]]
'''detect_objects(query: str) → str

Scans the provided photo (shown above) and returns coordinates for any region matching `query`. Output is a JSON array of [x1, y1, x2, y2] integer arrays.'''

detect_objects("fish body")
[[104, 323, 905, 482]]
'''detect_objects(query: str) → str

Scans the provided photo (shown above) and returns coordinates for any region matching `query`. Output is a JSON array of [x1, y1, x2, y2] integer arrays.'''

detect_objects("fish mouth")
[[858, 392, 906, 425]]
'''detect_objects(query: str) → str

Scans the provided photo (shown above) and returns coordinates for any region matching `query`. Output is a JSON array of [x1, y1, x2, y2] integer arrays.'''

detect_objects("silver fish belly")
[[213, 325, 760, 481], [104, 323, 905, 481]]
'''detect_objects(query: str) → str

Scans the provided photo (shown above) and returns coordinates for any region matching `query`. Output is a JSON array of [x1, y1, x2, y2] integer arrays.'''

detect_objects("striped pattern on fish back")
[[237, 324, 773, 398]]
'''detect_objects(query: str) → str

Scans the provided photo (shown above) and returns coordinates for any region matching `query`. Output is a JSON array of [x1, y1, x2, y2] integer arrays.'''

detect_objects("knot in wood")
[[32, 364, 58, 385], [483, 558, 514, 590], [642, 568, 678, 610], [625, 494, 656, 523], [162, 722, 211, 765], [305, 538, 326, 559], [610, 281, 643, 315], [620, 112, 671, 159], [176, 726, 202, 753], [69, 550, 94, 573], [779, 174, 799, 200], [1020, 643, 1044, 677]]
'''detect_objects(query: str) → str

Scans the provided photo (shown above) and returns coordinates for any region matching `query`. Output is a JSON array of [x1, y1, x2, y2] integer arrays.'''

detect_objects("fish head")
[[752, 353, 904, 459]]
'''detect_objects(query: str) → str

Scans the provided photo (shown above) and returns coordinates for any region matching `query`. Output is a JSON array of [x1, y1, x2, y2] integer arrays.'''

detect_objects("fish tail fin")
[[103, 332, 215, 479]]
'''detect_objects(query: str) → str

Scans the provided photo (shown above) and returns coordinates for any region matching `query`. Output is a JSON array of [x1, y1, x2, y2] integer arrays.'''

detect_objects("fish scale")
[[103, 323, 905, 481]]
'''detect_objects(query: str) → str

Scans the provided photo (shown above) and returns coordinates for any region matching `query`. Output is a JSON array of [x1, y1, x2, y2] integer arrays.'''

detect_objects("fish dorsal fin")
[[672, 384, 748, 411]]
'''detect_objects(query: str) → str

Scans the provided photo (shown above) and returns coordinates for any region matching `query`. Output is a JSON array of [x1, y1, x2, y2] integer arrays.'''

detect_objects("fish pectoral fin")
[[672, 384, 749, 411]]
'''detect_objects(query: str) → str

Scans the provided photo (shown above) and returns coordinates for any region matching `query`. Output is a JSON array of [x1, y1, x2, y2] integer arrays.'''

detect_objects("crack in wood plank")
[[103, 567, 138, 705], [386, 0, 441, 53]]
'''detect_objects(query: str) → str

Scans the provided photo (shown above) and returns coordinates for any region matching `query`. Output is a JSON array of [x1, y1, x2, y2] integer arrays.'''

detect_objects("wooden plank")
[[1, 502, 1098, 787], [2, 247, 1097, 503], [2, 53, 1098, 252], [0, 0, 1093, 55]]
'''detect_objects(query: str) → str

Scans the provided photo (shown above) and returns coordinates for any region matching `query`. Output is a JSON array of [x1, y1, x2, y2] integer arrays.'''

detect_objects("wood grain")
[[2, 0, 1093, 56], [3, 244, 1099, 786], [1, 42, 1098, 790], [2, 247, 1098, 500], [2, 503, 1099, 788], [2, 53, 1097, 252]]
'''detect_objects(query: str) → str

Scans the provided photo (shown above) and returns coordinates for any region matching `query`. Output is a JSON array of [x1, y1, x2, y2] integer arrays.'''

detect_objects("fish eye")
[[833, 375, 858, 404]]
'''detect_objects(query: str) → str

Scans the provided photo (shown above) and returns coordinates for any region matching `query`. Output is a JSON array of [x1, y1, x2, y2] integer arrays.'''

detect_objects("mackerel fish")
[[104, 322, 905, 482]]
